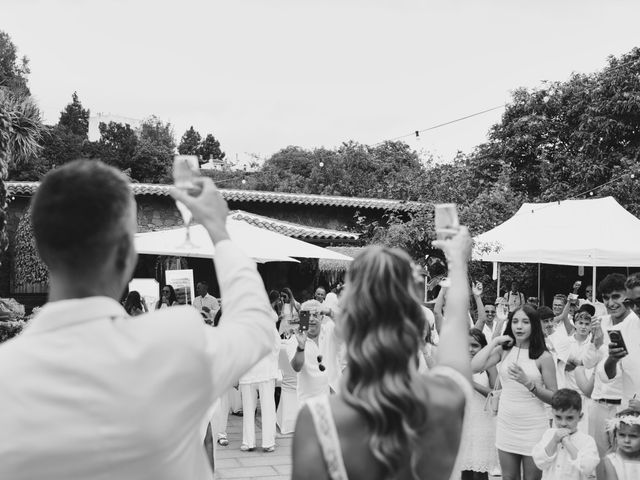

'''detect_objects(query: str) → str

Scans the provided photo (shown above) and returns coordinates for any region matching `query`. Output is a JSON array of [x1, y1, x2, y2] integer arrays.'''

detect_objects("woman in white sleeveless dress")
[[472, 305, 557, 480], [291, 227, 474, 480]]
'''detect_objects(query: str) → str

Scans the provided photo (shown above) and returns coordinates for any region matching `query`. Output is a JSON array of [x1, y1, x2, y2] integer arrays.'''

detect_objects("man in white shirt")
[[0, 160, 274, 480], [503, 281, 525, 312], [597, 274, 640, 413], [287, 300, 342, 402], [582, 274, 630, 479], [193, 281, 220, 322], [580, 284, 607, 317]]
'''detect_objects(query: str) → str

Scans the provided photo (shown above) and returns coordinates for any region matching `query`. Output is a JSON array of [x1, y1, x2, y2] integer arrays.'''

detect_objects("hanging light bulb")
[[241, 179, 247, 185], [415, 131, 420, 141], [319, 162, 324, 168]]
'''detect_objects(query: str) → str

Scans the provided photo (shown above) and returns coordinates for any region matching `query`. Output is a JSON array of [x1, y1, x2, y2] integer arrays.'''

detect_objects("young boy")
[[532, 389, 599, 480]]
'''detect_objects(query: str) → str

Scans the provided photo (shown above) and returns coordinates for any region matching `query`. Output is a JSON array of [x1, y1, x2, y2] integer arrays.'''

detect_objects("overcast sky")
[[3, 0, 639, 166]]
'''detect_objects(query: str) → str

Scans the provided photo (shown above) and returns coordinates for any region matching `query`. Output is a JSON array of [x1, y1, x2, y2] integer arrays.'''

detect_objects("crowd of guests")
[[447, 275, 640, 480], [0, 159, 638, 480]]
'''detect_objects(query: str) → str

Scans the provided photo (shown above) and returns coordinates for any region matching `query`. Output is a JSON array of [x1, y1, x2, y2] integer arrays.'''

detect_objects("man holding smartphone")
[[287, 300, 342, 403], [583, 273, 638, 477]]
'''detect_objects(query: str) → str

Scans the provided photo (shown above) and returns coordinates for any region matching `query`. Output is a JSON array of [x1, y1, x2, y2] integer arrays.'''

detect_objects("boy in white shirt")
[[533, 389, 599, 480]]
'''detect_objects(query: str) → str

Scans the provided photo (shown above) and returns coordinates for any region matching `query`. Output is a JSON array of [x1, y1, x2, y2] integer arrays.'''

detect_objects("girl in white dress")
[[471, 305, 557, 480], [458, 328, 498, 480], [604, 409, 640, 480]]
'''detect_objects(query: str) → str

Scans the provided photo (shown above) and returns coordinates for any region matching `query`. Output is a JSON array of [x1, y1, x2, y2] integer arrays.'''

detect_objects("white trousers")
[[211, 389, 231, 439], [240, 380, 276, 448]]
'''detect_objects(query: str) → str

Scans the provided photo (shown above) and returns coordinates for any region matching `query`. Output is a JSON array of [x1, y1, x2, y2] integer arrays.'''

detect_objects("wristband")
[[296, 346, 305, 353]]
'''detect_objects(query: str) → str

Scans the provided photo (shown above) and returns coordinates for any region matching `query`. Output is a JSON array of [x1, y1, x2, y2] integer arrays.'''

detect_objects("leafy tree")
[[198, 133, 225, 163], [253, 141, 427, 199], [0, 89, 44, 259], [178, 126, 201, 155], [138, 116, 175, 151], [0, 31, 30, 96], [58, 92, 89, 139], [35, 93, 91, 171], [95, 121, 138, 170], [131, 116, 176, 183], [131, 138, 172, 183], [474, 47, 640, 206]]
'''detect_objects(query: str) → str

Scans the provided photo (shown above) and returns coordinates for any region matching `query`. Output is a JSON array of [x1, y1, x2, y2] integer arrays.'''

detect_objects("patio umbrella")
[[134, 217, 353, 263]]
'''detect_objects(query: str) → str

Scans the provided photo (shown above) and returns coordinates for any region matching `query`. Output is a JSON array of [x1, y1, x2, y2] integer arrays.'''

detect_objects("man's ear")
[[114, 234, 134, 272]]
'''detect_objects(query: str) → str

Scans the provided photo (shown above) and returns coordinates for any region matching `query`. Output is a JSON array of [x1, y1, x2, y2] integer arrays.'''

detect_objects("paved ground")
[[214, 411, 502, 480], [214, 413, 292, 480]]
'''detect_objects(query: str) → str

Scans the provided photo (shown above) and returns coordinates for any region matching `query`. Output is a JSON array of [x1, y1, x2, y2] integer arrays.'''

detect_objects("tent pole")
[[537, 263, 541, 301], [592, 266, 597, 302], [496, 262, 501, 301]]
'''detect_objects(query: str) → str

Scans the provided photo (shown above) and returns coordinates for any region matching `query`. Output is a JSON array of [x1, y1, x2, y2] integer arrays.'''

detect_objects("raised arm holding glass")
[[0, 160, 274, 480]]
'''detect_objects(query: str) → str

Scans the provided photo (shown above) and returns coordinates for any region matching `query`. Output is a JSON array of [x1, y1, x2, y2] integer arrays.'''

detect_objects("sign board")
[[165, 269, 195, 305]]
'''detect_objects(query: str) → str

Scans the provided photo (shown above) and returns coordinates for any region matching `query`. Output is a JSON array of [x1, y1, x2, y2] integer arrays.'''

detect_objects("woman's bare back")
[[292, 372, 467, 480]]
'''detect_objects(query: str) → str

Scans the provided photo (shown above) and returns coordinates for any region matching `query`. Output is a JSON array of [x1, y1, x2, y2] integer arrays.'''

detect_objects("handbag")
[[484, 377, 501, 416]]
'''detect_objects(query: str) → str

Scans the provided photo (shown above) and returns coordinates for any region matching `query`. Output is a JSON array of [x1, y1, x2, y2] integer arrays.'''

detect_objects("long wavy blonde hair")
[[340, 245, 428, 479]]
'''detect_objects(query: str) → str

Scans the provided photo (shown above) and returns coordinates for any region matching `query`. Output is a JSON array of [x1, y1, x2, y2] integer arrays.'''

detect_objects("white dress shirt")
[[0, 240, 274, 480], [286, 319, 343, 402], [582, 314, 625, 401], [193, 293, 220, 320], [594, 311, 640, 405], [532, 429, 599, 480]]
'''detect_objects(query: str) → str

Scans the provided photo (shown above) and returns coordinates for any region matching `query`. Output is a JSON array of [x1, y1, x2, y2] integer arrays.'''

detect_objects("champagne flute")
[[173, 154, 200, 249]]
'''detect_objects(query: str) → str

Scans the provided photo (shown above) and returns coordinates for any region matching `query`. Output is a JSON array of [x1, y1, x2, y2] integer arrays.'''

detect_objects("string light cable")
[[373, 53, 639, 147]]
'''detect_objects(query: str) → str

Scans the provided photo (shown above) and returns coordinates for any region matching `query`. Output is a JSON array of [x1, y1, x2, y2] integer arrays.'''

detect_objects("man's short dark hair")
[[32, 160, 133, 271], [537, 306, 554, 320], [198, 281, 209, 289], [551, 388, 582, 412], [577, 304, 595, 316], [598, 273, 627, 296], [625, 273, 640, 290]]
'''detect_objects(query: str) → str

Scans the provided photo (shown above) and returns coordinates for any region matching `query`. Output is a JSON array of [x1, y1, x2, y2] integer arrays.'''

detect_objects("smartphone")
[[608, 330, 627, 352], [299, 311, 310, 332], [434, 204, 459, 240], [568, 293, 579, 305]]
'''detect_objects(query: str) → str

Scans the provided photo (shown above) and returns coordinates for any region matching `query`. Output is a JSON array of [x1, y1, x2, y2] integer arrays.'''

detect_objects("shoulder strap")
[[306, 396, 349, 480]]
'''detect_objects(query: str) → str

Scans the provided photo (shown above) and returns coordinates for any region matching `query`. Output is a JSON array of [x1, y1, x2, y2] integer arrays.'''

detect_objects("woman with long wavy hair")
[[292, 228, 473, 480]]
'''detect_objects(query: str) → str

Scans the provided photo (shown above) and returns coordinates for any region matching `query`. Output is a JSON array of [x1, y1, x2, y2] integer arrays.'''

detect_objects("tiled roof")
[[6, 181, 426, 212], [229, 210, 359, 242]]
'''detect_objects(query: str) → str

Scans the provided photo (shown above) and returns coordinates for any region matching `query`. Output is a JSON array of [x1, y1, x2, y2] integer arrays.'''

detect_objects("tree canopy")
[[0, 31, 30, 97]]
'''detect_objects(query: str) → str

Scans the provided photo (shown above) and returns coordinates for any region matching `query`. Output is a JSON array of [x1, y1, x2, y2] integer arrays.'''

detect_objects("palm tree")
[[0, 88, 44, 260]]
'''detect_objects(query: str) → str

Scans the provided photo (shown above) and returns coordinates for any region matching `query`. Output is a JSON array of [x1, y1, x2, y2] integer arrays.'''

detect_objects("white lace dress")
[[456, 372, 497, 473]]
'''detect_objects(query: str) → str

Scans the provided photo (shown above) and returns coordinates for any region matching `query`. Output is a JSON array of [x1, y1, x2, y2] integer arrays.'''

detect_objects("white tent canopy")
[[134, 217, 354, 264], [473, 196, 640, 267]]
